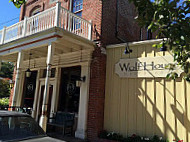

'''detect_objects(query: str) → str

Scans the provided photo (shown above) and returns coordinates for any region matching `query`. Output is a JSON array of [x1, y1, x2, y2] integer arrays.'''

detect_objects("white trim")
[[106, 39, 163, 49], [36, 78, 56, 121], [32, 69, 41, 118], [75, 63, 90, 139], [39, 43, 55, 131], [16, 70, 25, 106], [12, 51, 24, 107]]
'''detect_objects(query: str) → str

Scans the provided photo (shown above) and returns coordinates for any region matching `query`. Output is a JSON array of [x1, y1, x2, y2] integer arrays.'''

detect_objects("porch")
[[0, 2, 94, 140], [0, 2, 92, 46]]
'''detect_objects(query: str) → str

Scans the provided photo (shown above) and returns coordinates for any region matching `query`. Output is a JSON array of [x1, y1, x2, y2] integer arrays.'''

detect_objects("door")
[[37, 84, 53, 122], [58, 66, 81, 113]]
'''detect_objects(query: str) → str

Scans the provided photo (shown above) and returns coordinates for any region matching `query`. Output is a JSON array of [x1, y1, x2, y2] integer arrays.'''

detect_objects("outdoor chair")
[[47, 112, 75, 136]]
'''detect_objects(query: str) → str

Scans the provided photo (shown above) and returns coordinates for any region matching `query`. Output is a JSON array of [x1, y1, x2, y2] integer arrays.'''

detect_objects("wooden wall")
[[104, 40, 190, 142]]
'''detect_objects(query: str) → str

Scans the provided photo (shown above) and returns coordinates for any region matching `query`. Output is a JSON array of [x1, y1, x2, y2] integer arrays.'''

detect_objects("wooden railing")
[[0, 2, 92, 45]]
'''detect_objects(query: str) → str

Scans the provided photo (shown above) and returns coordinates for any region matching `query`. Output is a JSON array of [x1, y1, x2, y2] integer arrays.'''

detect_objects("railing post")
[[1, 26, 6, 44], [88, 20, 92, 40], [55, 2, 61, 27], [68, 13, 71, 31], [23, 17, 28, 37]]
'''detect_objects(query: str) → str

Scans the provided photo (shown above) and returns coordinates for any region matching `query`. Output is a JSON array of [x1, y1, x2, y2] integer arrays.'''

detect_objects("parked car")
[[0, 111, 64, 142]]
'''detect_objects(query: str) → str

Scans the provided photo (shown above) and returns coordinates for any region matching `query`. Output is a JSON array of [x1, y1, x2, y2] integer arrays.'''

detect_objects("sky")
[[0, 1, 20, 30]]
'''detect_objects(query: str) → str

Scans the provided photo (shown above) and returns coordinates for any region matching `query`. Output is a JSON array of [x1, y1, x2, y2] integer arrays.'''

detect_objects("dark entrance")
[[58, 66, 81, 114], [22, 71, 37, 113]]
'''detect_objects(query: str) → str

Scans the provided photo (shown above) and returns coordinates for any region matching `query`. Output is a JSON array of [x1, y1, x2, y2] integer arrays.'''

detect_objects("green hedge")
[[0, 97, 9, 106]]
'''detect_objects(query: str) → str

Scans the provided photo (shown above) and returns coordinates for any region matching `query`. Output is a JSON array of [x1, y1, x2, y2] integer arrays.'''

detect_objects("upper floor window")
[[72, 0, 83, 29], [31, 7, 41, 16], [72, 0, 83, 16]]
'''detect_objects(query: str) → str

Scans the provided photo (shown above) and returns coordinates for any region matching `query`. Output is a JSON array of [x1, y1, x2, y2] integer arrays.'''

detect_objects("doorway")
[[58, 66, 81, 113], [36, 81, 55, 122], [58, 66, 81, 132]]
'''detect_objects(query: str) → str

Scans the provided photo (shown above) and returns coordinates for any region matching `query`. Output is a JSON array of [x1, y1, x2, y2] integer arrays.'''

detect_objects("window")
[[31, 7, 41, 16], [72, 0, 83, 14], [30, 7, 41, 32], [72, 0, 83, 30]]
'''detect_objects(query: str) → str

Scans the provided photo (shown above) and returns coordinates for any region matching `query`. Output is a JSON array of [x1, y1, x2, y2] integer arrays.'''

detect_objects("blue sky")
[[0, 1, 20, 30]]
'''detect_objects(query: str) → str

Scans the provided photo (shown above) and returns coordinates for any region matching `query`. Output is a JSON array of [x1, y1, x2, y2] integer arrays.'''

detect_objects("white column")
[[88, 20, 92, 40], [1, 26, 6, 44], [23, 17, 28, 37], [16, 70, 25, 106], [50, 67, 61, 117], [39, 43, 54, 131], [75, 63, 90, 139], [54, 2, 61, 27], [32, 69, 41, 118], [12, 51, 24, 107]]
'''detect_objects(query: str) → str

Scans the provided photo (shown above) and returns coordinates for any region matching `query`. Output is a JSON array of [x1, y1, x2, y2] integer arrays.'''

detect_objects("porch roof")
[[0, 27, 94, 62], [0, 3, 94, 62]]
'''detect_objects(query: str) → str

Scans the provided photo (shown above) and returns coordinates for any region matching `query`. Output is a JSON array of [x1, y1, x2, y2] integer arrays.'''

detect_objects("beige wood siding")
[[104, 41, 190, 142]]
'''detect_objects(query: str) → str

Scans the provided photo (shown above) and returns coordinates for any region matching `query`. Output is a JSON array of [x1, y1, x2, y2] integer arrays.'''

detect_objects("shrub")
[[0, 97, 9, 106], [99, 130, 169, 142]]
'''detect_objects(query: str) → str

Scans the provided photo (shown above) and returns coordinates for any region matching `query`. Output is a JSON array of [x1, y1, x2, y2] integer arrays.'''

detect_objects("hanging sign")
[[115, 55, 183, 78]]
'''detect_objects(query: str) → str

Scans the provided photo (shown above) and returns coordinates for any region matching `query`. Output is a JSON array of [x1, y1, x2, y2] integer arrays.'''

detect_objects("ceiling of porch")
[[1, 28, 95, 63]]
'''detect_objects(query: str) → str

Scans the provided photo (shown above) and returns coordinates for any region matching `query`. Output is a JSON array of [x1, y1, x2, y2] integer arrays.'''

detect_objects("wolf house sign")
[[115, 55, 183, 78]]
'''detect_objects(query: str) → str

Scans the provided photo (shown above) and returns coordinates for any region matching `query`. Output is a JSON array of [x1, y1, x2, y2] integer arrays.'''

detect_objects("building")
[[104, 40, 190, 142], [0, 0, 151, 141], [1, 0, 189, 142]]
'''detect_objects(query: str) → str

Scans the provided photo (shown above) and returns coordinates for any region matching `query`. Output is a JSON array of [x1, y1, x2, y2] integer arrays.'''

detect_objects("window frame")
[[72, 0, 83, 30]]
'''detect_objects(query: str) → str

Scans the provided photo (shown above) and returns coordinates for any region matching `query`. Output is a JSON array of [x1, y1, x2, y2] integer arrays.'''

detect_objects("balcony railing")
[[0, 2, 92, 45]]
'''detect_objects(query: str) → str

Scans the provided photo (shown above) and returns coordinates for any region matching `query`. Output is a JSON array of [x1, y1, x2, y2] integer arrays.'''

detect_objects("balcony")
[[0, 2, 92, 45]]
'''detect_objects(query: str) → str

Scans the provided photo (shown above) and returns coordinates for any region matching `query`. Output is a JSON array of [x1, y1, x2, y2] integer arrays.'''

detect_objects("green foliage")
[[10, 0, 26, 8], [129, 0, 190, 82], [0, 62, 14, 79], [0, 97, 9, 106], [98, 131, 169, 142], [0, 80, 10, 98]]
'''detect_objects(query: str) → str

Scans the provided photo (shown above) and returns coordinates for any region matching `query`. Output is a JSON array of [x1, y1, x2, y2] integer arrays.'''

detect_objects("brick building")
[[0, 0, 151, 141]]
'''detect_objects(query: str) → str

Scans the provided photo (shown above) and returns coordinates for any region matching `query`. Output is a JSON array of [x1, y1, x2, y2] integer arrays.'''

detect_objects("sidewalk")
[[48, 134, 88, 142]]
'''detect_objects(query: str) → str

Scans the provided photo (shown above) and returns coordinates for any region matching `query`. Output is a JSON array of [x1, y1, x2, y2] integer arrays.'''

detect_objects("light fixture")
[[124, 48, 133, 54], [9, 80, 14, 89], [25, 52, 32, 78], [79, 76, 86, 82], [124, 43, 132, 54], [160, 39, 167, 51], [76, 76, 86, 87]]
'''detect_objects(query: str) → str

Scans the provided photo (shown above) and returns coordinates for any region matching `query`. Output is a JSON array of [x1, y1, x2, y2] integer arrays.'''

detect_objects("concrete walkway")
[[48, 134, 88, 142]]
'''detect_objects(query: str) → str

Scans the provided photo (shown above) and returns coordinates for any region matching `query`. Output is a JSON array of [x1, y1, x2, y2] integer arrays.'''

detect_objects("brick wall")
[[20, 0, 148, 43], [16, 0, 153, 141], [20, 0, 70, 20], [87, 44, 106, 141]]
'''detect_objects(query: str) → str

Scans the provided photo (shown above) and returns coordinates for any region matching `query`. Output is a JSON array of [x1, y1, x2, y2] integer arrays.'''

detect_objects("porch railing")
[[0, 2, 92, 45]]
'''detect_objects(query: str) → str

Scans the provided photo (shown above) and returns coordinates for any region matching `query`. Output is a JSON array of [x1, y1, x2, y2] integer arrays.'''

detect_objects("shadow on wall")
[[135, 78, 190, 141], [104, 44, 190, 142]]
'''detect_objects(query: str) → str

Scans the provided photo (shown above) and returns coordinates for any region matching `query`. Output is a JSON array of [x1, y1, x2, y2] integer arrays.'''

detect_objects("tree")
[[129, 0, 190, 82], [0, 62, 14, 98], [10, 0, 26, 8], [0, 62, 14, 79], [0, 80, 10, 98]]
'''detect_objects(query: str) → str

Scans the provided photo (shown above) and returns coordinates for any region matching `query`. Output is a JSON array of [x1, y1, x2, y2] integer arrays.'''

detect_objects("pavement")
[[48, 133, 88, 142]]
